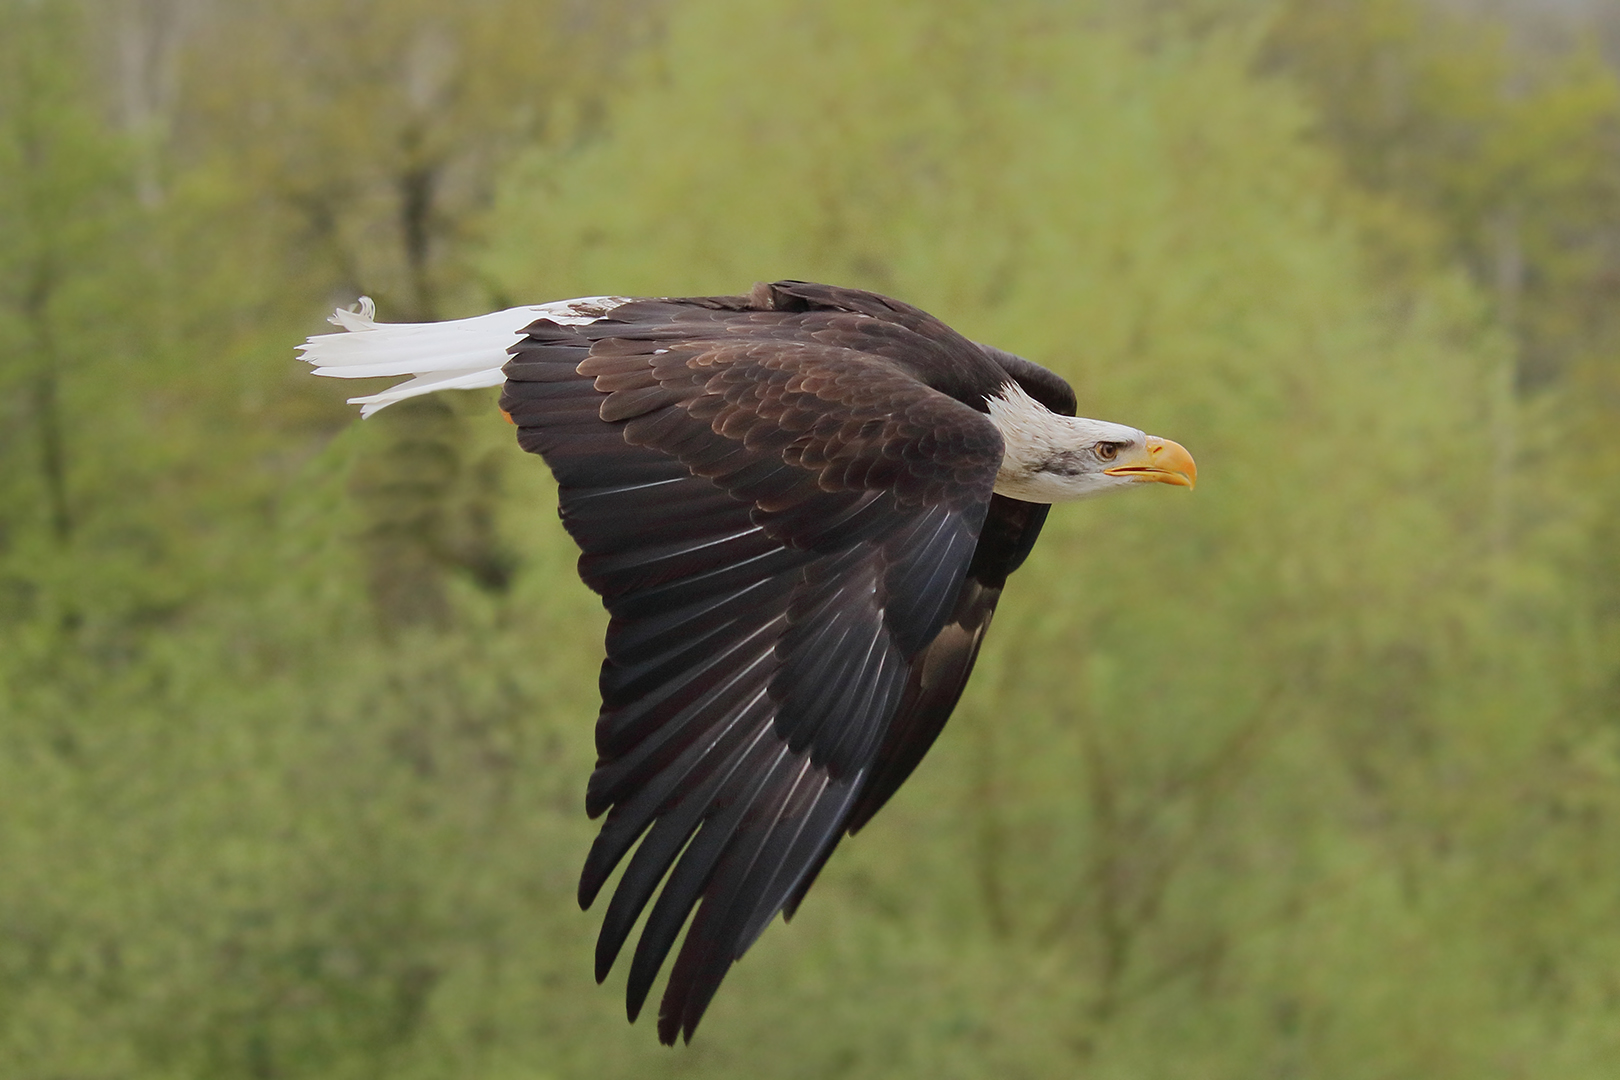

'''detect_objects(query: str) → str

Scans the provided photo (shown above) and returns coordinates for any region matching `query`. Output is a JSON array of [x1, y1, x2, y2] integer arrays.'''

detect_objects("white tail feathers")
[[299, 295, 631, 417]]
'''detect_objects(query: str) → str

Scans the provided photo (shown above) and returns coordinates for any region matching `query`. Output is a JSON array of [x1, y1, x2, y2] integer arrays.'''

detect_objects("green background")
[[4, 0, 1619, 1076]]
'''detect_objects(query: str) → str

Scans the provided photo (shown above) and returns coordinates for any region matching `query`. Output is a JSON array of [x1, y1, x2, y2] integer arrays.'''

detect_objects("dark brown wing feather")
[[499, 294, 1010, 1043], [780, 495, 1055, 918], [844, 495, 1053, 833]]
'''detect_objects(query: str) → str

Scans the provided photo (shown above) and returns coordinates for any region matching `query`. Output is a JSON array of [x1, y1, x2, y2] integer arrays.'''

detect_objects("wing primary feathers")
[[625, 739, 795, 1023], [652, 752, 816, 1040], [588, 617, 787, 810], [590, 688, 777, 975], [763, 489, 891, 547], [582, 524, 768, 580], [593, 617, 777, 765], [658, 762, 857, 1044], [734, 775, 858, 947], [777, 620, 876, 758], [596, 609, 770, 711], [603, 572, 792, 669], [780, 835, 840, 922], [883, 511, 982, 649], [842, 502, 1047, 836], [816, 646, 907, 770], [582, 684, 775, 912], [574, 495, 747, 550], [725, 770, 837, 952], [607, 544, 810, 620]]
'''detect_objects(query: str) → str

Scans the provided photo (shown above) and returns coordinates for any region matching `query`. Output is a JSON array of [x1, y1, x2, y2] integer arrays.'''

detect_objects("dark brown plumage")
[[500, 282, 1071, 1043]]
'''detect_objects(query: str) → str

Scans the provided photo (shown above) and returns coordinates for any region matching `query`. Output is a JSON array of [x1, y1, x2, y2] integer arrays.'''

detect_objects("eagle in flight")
[[300, 280, 1195, 1044]]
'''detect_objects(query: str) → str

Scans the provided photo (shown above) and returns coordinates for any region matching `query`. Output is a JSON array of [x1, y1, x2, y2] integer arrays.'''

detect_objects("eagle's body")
[[300, 281, 1194, 1044]]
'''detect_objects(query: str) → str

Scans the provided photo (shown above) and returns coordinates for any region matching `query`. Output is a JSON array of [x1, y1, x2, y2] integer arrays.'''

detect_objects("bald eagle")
[[300, 281, 1195, 1044]]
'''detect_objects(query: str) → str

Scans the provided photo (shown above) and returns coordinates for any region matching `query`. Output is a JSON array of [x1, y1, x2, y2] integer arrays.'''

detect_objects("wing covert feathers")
[[495, 284, 1063, 1042]]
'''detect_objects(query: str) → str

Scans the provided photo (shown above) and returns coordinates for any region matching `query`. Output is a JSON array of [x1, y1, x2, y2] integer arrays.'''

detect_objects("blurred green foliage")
[[2, 0, 1618, 1076]]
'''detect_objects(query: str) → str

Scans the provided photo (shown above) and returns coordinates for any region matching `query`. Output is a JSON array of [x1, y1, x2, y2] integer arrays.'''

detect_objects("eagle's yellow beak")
[[1103, 435, 1197, 490]]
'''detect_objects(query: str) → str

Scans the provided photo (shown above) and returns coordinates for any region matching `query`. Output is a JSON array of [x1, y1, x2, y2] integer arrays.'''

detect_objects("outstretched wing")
[[500, 305, 1004, 1043]]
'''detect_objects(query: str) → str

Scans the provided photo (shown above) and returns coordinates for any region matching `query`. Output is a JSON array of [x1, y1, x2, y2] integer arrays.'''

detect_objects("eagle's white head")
[[985, 382, 1197, 503]]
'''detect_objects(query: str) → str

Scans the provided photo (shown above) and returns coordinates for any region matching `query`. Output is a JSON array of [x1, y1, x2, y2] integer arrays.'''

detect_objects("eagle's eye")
[[1094, 441, 1123, 462]]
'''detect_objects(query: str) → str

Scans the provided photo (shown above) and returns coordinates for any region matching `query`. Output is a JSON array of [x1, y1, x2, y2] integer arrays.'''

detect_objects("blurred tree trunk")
[[2, 1, 118, 553], [106, 0, 197, 209], [1487, 206, 1521, 566], [168, 0, 632, 627], [23, 268, 72, 545]]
